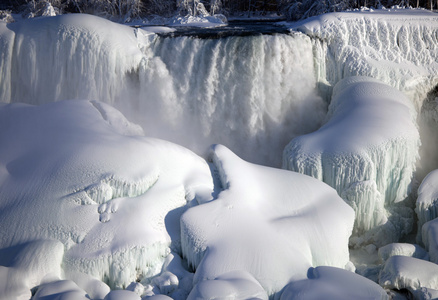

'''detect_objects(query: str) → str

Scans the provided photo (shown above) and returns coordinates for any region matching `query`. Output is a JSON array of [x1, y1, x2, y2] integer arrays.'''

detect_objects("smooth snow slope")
[[0, 100, 213, 298], [181, 144, 354, 297], [283, 77, 420, 247]]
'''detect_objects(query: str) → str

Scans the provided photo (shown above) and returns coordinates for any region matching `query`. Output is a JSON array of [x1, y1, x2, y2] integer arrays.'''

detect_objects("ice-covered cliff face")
[[293, 9, 438, 107]]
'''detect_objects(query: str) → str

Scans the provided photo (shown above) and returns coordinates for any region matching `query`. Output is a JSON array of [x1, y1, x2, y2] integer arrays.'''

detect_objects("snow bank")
[[281, 266, 388, 300], [283, 76, 420, 247], [291, 9, 438, 108], [181, 144, 354, 296], [0, 100, 213, 294], [379, 256, 438, 293]]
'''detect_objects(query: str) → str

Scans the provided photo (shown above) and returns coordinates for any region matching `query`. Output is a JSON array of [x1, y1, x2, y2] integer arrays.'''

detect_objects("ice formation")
[[283, 76, 420, 247], [0, 100, 213, 296], [0, 8, 438, 300], [291, 9, 438, 107], [416, 169, 438, 244], [181, 144, 354, 296]]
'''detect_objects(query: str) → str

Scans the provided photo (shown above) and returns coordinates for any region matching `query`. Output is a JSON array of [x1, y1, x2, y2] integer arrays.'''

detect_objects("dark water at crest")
[[139, 20, 290, 39]]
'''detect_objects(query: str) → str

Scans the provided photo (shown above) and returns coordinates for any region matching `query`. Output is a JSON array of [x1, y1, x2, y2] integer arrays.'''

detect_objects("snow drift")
[[283, 76, 420, 247], [0, 100, 213, 297], [181, 144, 354, 297]]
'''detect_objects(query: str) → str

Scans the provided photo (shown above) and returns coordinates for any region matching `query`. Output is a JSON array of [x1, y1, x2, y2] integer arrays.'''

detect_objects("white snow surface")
[[280, 266, 388, 300], [0, 100, 213, 296], [181, 144, 354, 297], [283, 76, 419, 247], [379, 256, 438, 293], [378, 243, 429, 263]]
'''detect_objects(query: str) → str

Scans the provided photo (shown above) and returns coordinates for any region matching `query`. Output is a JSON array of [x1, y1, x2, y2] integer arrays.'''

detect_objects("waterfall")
[[0, 14, 326, 167]]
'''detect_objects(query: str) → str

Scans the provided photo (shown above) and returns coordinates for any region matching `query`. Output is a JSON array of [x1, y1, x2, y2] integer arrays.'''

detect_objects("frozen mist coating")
[[0, 14, 326, 167]]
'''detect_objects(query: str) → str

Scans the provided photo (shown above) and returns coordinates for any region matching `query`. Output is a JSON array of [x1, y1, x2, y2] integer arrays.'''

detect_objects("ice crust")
[[181, 144, 354, 297], [283, 76, 419, 247], [0, 100, 213, 293]]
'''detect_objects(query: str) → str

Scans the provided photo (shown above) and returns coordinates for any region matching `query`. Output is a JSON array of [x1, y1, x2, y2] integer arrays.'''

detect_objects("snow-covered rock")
[[283, 76, 419, 247], [0, 100, 213, 294], [181, 144, 354, 296], [33, 280, 89, 300], [281, 266, 388, 300], [187, 271, 268, 300], [378, 243, 429, 263], [379, 256, 438, 293]]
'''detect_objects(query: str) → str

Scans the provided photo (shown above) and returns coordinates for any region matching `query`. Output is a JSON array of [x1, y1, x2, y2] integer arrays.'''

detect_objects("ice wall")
[[293, 9, 438, 108], [283, 77, 420, 247], [0, 15, 326, 167]]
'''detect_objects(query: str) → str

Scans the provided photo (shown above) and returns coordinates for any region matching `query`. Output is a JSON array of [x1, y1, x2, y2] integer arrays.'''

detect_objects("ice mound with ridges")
[[283, 77, 420, 247], [0, 100, 213, 292], [181, 144, 354, 296], [293, 9, 438, 107]]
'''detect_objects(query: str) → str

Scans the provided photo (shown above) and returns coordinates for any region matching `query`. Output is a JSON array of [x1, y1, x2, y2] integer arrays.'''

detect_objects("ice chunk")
[[378, 243, 429, 263], [379, 256, 438, 292], [181, 144, 354, 296], [0, 100, 213, 291], [187, 271, 268, 300], [283, 76, 420, 247], [416, 169, 438, 244], [281, 266, 388, 300]]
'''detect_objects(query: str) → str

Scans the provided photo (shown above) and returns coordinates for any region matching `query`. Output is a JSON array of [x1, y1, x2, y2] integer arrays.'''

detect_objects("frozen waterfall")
[[0, 14, 326, 167]]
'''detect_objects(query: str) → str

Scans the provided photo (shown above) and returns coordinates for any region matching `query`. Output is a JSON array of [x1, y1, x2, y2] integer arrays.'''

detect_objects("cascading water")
[[0, 14, 326, 167]]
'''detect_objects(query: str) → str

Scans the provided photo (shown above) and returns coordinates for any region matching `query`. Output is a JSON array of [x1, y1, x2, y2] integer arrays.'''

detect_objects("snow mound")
[[378, 243, 429, 263], [283, 76, 420, 247], [181, 144, 354, 296], [187, 271, 268, 300], [416, 169, 438, 244], [0, 100, 213, 293], [379, 256, 438, 293], [281, 266, 388, 300], [292, 9, 438, 107], [33, 280, 89, 300]]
